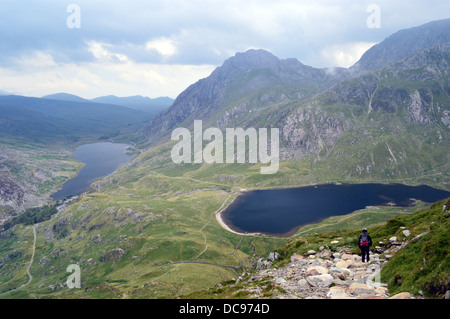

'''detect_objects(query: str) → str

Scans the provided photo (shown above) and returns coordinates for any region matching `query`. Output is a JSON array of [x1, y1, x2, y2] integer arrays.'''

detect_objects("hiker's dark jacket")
[[358, 234, 373, 249]]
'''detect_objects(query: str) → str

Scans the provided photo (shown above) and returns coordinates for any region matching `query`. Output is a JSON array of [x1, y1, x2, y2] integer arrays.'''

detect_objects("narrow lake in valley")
[[221, 183, 450, 236], [51, 142, 134, 200]]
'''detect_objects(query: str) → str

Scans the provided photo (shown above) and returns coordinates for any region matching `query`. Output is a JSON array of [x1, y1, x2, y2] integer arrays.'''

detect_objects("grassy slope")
[[377, 199, 450, 297]]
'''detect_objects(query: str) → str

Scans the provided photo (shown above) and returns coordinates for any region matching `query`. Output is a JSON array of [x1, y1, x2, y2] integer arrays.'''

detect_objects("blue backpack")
[[360, 233, 369, 247]]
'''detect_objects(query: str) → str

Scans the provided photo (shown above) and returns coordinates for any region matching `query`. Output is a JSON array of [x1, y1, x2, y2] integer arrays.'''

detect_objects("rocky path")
[[244, 244, 416, 299]]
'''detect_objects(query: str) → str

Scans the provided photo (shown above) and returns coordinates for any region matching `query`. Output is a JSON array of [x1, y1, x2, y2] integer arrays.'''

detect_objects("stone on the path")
[[306, 266, 329, 276], [327, 286, 352, 299], [330, 267, 341, 273], [347, 282, 375, 296], [336, 260, 353, 268], [389, 292, 411, 299], [375, 246, 385, 253], [297, 279, 309, 289], [317, 250, 331, 259], [348, 261, 364, 269], [306, 274, 334, 288], [402, 230, 410, 237], [291, 253, 304, 262], [331, 272, 345, 281], [340, 268, 354, 278], [332, 252, 341, 259], [375, 287, 388, 295]]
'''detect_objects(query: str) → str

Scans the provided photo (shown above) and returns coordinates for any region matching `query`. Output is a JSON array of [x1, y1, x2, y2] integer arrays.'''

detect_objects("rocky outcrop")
[[0, 145, 78, 214], [100, 247, 126, 263], [280, 105, 349, 159]]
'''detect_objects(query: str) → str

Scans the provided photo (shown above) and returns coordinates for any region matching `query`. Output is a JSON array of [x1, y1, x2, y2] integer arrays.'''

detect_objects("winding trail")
[[159, 192, 243, 271], [194, 193, 235, 259], [0, 225, 36, 295], [23, 225, 37, 287]]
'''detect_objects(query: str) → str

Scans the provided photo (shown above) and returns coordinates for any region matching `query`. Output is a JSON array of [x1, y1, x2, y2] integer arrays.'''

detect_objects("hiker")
[[359, 227, 372, 262]]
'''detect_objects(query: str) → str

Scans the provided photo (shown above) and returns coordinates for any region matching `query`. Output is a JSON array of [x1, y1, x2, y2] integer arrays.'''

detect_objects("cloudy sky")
[[0, 0, 448, 99]]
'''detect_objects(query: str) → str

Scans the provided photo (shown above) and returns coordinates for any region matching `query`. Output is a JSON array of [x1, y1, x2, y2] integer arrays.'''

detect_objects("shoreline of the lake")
[[51, 142, 135, 201], [216, 200, 314, 238], [215, 194, 262, 237], [215, 190, 298, 238], [215, 182, 450, 237]]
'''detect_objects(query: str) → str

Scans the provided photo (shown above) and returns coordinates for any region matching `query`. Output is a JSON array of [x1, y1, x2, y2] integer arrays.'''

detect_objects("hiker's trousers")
[[360, 246, 370, 262]]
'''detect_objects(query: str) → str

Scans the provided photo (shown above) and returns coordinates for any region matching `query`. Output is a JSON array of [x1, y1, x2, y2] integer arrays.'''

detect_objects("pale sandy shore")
[[215, 210, 244, 235], [215, 194, 261, 236]]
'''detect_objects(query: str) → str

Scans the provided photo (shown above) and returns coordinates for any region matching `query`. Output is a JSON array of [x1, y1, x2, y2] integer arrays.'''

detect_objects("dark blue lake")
[[51, 142, 134, 200], [222, 183, 450, 236]]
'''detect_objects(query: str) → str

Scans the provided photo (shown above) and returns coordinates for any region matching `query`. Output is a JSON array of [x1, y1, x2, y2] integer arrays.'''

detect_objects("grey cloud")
[[0, 1, 449, 68]]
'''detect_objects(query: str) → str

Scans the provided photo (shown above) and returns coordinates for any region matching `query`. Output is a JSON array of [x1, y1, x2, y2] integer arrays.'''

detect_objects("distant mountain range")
[[41, 93, 88, 103], [42, 93, 173, 115], [0, 93, 173, 143], [0, 95, 153, 143]]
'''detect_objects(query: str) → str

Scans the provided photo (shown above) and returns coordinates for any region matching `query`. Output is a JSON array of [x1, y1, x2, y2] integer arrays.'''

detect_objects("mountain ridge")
[[137, 20, 450, 151], [90, 95, 173, 114], [136, 49, 342, 144], [134, 23, 449, 186], [351, 18, 450, 72]]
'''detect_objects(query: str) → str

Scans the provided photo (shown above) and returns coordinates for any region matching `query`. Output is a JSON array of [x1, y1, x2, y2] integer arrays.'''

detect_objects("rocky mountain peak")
[[352, 18, 450, 72], [222, 49, 280, 71], [136, 49, 330, 143]]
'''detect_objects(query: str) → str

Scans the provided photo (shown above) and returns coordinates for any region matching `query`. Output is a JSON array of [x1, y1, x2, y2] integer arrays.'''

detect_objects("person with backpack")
[[359, 227, 372, 262]]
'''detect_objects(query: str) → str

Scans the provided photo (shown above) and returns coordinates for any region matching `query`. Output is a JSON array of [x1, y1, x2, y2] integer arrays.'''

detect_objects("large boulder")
[[327, 286, 352, 299], [256, 258, 272, 270], [347, 282, 376, 297], [306, 266, 329, 276], [306, 274, 334, 288], [268, 252, 280, 261], [389, 292, 411, 299]]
